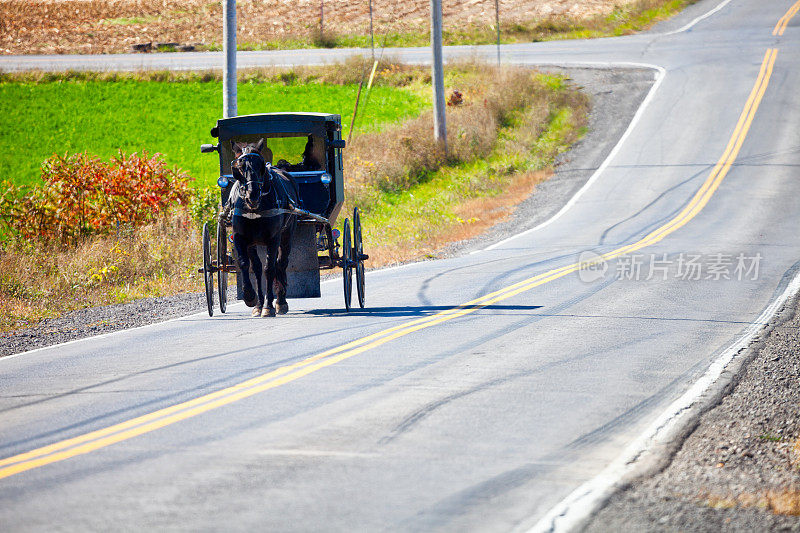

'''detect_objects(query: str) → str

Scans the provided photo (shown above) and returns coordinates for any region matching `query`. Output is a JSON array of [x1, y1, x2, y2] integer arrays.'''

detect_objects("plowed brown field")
[[0, 0, 629, 55]]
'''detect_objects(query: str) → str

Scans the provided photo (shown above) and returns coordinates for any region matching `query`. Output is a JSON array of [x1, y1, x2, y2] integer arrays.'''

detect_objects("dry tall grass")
[[348, 67, 549, 194], [0, 212, 199, 331]]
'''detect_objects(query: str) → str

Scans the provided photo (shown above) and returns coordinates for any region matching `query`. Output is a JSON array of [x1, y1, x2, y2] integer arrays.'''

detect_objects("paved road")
[[2, 0, 800, 530]]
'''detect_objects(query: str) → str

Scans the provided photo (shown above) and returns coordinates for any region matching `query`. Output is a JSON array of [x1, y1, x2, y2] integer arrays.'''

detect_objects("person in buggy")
[[274, 135, 321, 172]]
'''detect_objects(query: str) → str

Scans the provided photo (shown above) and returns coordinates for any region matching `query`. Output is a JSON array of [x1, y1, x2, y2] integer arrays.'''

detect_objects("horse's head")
[[231, 138, 268, 210]]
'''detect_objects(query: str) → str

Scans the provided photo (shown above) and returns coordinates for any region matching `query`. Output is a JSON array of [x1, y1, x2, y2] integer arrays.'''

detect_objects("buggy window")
[[266, 136, 308, 166]]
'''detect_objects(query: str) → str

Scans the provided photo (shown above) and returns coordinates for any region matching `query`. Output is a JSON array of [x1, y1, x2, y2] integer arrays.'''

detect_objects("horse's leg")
[[233, 233, 258, 308], [261, 239, 279, 317], [249, 245, 265, 317], [275, 220, 295, 315]]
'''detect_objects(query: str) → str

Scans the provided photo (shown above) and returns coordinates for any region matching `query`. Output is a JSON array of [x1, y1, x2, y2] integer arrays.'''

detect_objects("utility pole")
[[223, 0, 237, 118], [495, 0, 501, 66], [369, 0, 375, 60], [430, 0, 447, 150], [320, 0, 324, 41]]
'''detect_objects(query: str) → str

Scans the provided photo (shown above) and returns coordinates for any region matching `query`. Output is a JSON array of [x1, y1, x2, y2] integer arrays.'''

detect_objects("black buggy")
[[199, 112, 367, 316]]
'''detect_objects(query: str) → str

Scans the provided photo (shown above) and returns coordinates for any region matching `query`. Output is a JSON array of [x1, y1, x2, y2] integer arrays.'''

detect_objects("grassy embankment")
[[0, 61, 588, 331]]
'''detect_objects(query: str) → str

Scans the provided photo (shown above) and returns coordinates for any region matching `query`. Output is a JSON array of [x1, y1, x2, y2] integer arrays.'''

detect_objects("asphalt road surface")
[[2, 0, 800, 530]]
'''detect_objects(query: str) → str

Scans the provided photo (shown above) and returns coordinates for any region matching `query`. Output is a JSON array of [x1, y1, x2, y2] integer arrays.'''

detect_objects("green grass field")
[[0, 80, 426, 188]]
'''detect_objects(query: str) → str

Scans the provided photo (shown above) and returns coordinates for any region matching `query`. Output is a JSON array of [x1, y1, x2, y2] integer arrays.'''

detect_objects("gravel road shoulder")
[[585, 293, 800, 532], [0, 66, 655, 358]]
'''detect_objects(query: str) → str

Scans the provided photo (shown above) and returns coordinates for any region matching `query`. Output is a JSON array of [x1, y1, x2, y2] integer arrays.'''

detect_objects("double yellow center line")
[[0, 48, 780, 480], [774, 0, 800, 35]]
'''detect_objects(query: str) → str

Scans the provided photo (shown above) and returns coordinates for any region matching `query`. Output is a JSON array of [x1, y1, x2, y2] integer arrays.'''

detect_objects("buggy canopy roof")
[[212, 112, 342, 141]]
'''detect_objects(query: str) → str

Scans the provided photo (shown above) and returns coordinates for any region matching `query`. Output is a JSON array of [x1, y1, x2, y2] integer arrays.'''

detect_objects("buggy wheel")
[[342, 218, 352, 311], [202, 222, 214, 317], [353, 207, 366, 308], [217, 220, 228, 314]]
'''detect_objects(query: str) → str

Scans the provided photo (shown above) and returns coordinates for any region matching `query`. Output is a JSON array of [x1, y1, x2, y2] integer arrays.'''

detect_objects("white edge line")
[[662, 0, 735, 35], [478, 61, 666, 253], [528, 269, 800, 533]]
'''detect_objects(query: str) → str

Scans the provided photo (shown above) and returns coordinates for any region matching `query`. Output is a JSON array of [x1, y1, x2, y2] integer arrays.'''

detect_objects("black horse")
[[228, 139, 299, 317]]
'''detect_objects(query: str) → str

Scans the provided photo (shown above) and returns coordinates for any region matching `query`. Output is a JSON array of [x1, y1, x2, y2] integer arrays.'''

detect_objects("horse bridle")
[[232, 151, 269, 188]]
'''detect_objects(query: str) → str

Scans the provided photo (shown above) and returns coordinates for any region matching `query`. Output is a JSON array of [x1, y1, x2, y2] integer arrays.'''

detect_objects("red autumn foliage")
[[0, 151, 192, 245]]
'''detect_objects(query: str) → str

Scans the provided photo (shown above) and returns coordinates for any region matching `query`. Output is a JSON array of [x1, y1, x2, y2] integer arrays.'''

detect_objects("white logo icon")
[[577, 251, 608, 283]]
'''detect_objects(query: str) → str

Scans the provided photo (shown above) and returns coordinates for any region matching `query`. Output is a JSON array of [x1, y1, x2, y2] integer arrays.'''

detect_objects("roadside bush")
[[189, 186, 220, 230], [0, 151, 192, 245]]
